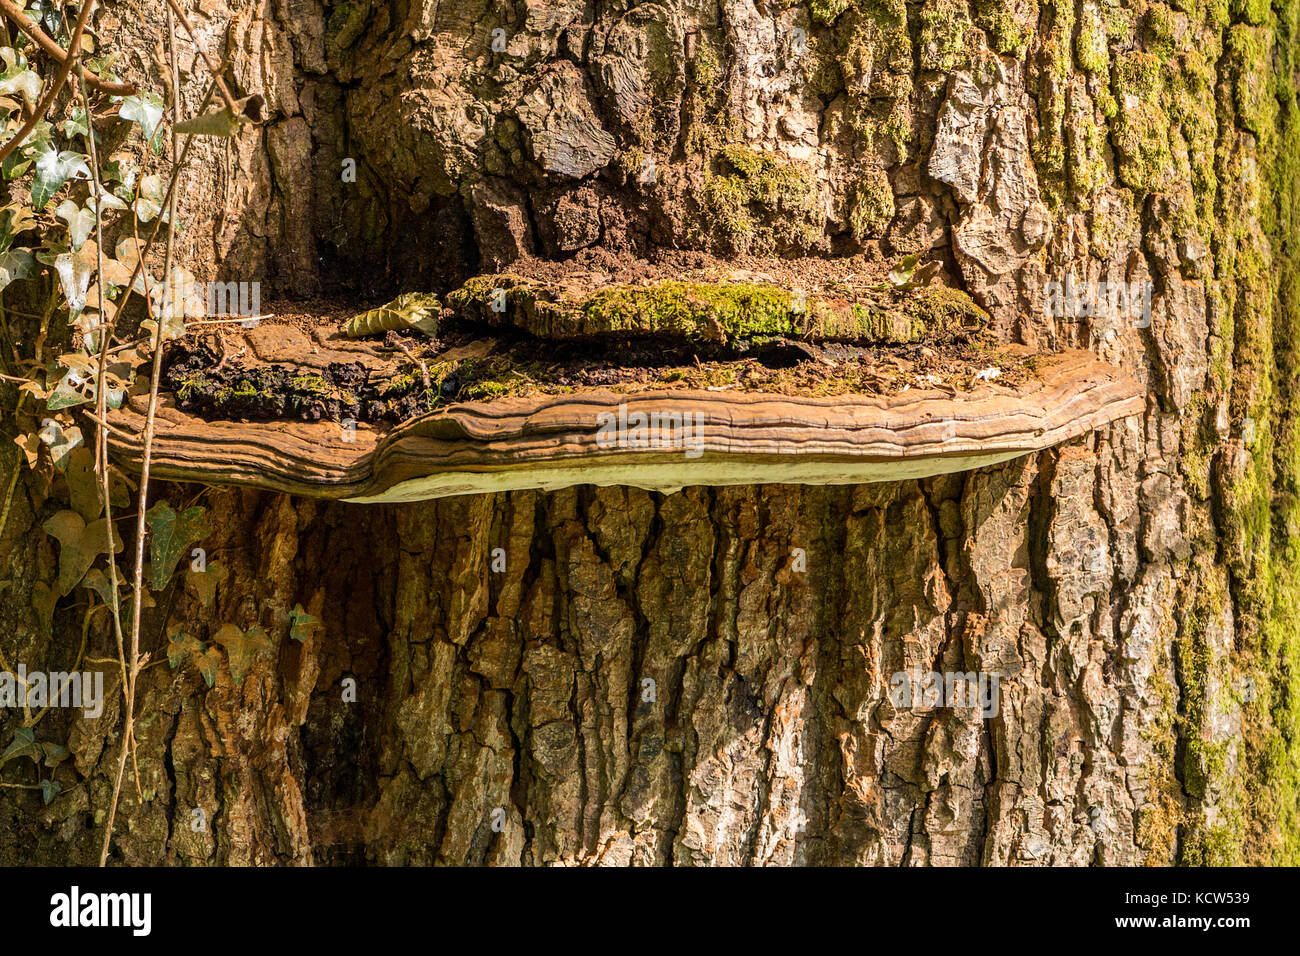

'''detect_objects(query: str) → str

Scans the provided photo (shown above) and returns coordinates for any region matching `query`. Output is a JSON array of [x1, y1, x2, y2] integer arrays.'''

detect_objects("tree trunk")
[[1, 0, 1297, 865]]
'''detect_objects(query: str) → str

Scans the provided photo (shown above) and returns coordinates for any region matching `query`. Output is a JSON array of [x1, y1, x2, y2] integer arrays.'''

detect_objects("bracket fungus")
[[107, 264, 1145, 503]]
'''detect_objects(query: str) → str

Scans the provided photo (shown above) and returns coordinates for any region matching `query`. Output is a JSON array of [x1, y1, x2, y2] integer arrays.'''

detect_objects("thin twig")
[[77, 67, 132, 783], [162, 0, 236, 113], [99, 3, 188, 868], [392, 339, 431, 390]]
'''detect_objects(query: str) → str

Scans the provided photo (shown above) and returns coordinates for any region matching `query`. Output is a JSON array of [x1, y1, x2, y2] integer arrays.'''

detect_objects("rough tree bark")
[[1, 0, 1297, 865]]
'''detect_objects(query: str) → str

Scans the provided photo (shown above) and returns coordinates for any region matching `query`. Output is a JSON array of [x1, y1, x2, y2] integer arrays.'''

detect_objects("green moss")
[[1068, 110, 1109, 199], [1112, 52, 1173, 191], [918, 0, 973, 72], [848, 168, 895, 240], [1178, 393, 1215, 500], [1075, 2, 1109, 72], [974, 0, 1038, 55], [836, 0, 914, 164], [701, 176, 755, 250], [809, 0, 853, 25], [445, 274, 989, 348], [700, 146, 823, 256], [1143, 3, 1180, 60], [1175, 0, 1300, 865], [1031, 0, 1076, 206], [1225, 24, 1276, 141], [1233, 0, 1271, 25]]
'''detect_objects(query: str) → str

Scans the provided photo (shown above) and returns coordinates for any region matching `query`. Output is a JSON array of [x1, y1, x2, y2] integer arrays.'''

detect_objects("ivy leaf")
[[31, 148, 90, 210], [52, 240, 97, 314], [119, 93, 165, 153], [36, 419, 83, 470], [12, 429, 40, 468], [61, 108, 90, 141], [0, 248, 33, 293], [90, 185, 128, 213], [39, 779, 62, 805], [288, 604, 321, 642], [145, 501, 210, 590], [0, 203, 36, 253], [0, 48, 40, 105], [132, 173, 166, 223], [166, 631, 206, 670], [42, 508, 122, 595], [45, 370, 92, 410], [1, 727, 38, 764], [39, 742, 69, 767], [55, 199, 95, 250], [64, 445, 103, 521], [27, 1, 62, 38], [1, 120, 50, 180], [196, 647, 222, 687], [888, 254, 919, 289], [214, 624, 270, 685], [81, 567, 121, 612], [187, 559, 228, 607]]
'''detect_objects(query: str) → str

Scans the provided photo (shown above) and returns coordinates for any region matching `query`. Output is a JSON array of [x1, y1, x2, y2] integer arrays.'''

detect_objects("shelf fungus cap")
[[108, 349, 1144, 503]]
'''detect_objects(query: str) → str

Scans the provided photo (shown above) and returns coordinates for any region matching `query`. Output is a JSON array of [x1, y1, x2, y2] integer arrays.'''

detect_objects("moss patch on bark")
[[443, 274, 988, 348]]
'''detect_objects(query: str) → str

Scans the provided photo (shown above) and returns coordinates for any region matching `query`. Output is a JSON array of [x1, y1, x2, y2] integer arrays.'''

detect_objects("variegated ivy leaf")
[[85, 53, 124, 78], [119, 92, 166, 153], [112, 238, 156, 296], [0, 248, 33, 293], [26, 2, 62, 39], [101, 151, 138, 201], [45, 371, 92, 411], [56, 200, 96, 251], [90, 185, 128, 213], [0, 47, 41, 105], [36, 420, 83, 471], [888, 254, 919, 289], [0, 203, 36, 253], [31, 148, 90, 210], [61, 108, 90, 140], [0, 120, 50, 180], [132, 173, 166, 222], [51, 241, 97, 315]]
